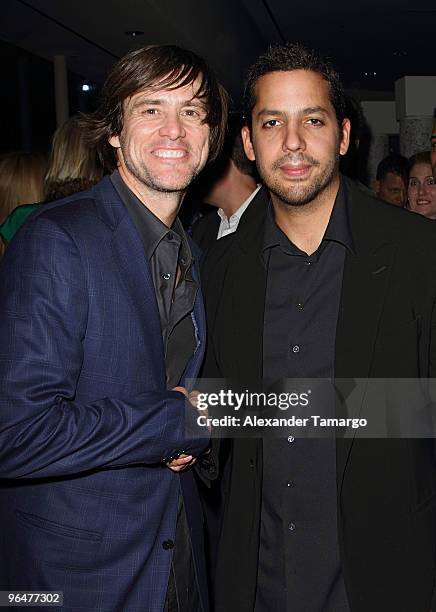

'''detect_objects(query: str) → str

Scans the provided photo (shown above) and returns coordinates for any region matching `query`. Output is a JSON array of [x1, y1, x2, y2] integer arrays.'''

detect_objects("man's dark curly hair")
[[243, 42, 347, 129]]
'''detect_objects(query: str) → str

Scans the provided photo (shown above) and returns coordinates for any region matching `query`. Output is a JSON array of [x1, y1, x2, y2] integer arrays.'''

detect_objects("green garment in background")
[[0, 203, 39, 243]]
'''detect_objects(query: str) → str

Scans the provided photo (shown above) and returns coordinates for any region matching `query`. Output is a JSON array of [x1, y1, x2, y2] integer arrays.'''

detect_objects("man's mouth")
[[279, 163, 312, 177], [417, 199, 431, 206], [152, 149, 187, 159]]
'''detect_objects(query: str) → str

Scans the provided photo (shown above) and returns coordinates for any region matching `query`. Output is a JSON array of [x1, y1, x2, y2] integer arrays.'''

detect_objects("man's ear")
[[241, 126, 256, 162], [109, 134, 121, 148], [339, 118, 351, 156]]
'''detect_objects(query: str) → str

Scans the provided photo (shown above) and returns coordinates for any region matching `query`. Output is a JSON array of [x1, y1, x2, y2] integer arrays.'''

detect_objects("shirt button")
[[287, 435, 295, 443], [162, 539, 174, 550], [296, 303, 304, 310], [163, 273, 171, 280], [292, 345, 300, 353], [288, 522, 296, 531], [167, 232, 174, 241], [287, 480, 295, 487], [305, 260, 312, 266]]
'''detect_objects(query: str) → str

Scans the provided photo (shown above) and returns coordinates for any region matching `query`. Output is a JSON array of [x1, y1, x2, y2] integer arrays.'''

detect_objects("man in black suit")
[[192, 114, 259, 250], [202, 43, 436, 612]]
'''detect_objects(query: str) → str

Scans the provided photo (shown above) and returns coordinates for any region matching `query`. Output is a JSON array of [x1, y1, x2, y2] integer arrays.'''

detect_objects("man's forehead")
[[126, 76, 205, 105], [256, 69, 328, 89], [253, 70, 332, 107], [383, 172, 405, 185]]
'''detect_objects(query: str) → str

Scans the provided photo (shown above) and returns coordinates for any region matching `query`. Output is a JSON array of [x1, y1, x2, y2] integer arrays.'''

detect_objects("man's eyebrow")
[[182, 97, 207, 108], [256, 106, 329, 118], [257, 109, 286, 118], [130, 96, 206, 110], [131, 98, 163, 109], [301, 106, 329, 115]]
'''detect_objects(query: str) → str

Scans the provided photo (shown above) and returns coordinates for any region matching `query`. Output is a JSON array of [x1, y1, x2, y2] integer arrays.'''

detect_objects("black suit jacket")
[[201, 178, 436, 612], [192, 209, 220, 252]]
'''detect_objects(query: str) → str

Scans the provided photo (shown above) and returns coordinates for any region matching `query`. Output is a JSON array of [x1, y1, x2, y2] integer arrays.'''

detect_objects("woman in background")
[[0, 151, 47, 256], [407, 151, 436, 220], [0, 115, 103, 253], [44, 114, 103, 201]]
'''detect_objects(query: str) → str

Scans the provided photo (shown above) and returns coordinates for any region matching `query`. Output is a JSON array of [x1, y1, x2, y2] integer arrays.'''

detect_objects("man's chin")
[[264, 166, 338, 207], [146, 170, 199, 194], [151, 178, 194, 193], [269, 183, 325, 207]]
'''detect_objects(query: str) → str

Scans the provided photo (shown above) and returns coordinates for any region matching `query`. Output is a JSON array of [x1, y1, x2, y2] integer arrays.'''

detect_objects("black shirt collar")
[[110, 169, 192, 266]]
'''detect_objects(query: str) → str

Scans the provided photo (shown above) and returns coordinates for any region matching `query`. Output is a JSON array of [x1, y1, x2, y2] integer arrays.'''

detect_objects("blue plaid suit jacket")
[[0, 176, 209, 611]]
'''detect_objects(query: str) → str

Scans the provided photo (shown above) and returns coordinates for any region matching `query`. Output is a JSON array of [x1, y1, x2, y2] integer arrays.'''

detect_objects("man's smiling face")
[[110, 77, 210, 195]]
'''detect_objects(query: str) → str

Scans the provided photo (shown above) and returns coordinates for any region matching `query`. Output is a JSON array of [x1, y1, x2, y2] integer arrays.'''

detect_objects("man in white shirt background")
[[192, 113, 260, 249]]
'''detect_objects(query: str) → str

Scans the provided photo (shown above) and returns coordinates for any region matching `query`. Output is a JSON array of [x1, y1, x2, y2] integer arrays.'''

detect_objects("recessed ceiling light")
[[125, 30, 144, 37]]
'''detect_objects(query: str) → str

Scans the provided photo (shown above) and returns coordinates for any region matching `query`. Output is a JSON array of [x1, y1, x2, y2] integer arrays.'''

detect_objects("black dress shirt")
[[256, 181, 353, 612], [110, 171, 201, 612]]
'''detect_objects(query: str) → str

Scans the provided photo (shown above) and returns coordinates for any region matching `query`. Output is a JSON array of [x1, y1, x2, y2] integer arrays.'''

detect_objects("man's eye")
[[263, 119, 280, 128], [142, 108, 158, 115], [306, 118, 324, 126], [183, 109, 200, 118]]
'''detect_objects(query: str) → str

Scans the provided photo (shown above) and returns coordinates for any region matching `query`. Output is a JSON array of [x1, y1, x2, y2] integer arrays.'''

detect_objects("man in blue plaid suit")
[[0, 45, 228, 611]]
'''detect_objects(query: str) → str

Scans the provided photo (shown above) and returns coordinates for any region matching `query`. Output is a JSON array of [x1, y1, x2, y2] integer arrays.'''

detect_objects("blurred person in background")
[[0, 115, 103, 250], [372, 153, 408, 207], [44, 114, 103, 201], [191, 113, 259, 249], [0, 151, 47, 255], [407, 151, 436, 220], [431, 110, 436, 175]]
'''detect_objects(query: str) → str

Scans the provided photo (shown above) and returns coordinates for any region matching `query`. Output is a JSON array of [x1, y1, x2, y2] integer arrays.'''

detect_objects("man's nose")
[[283, 122, 305, 152], [159, 112, 186, 140]]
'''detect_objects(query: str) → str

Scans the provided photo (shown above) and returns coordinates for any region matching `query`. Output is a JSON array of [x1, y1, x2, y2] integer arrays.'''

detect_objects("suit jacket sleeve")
[[0, 215, 208, 479]]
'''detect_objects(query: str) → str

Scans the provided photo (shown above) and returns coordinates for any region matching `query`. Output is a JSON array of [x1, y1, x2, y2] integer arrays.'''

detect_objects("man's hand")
[[173, 386, 198, 403], [166, 453, 196, 472], [165, 386, 203, 472]]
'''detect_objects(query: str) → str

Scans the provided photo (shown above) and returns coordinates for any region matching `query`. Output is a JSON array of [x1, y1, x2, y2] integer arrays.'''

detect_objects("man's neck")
[[219, 183, 257, 219], [209, 166, 257, 219], [271, 176, 340, 255], [118, 166, 184, 227]]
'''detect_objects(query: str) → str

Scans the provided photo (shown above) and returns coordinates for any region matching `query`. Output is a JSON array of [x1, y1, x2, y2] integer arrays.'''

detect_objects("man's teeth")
[[153, 150, 185, 158]]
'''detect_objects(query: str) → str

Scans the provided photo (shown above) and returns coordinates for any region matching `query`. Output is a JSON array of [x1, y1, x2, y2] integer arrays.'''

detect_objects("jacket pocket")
[[14, 509, 102, 542]]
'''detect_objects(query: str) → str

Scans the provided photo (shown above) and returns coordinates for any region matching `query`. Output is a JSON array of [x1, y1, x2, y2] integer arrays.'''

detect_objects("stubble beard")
[[120, 137, 201, 194], [261, 153, 340, 207]]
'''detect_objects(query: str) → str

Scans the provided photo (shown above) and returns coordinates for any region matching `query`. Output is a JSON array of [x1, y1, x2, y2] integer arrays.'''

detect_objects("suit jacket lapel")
[[335, 181, 397, 485], [183, 240, 206, 385], [230, 191, 269, 381], [93, 177, 165, 385]]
